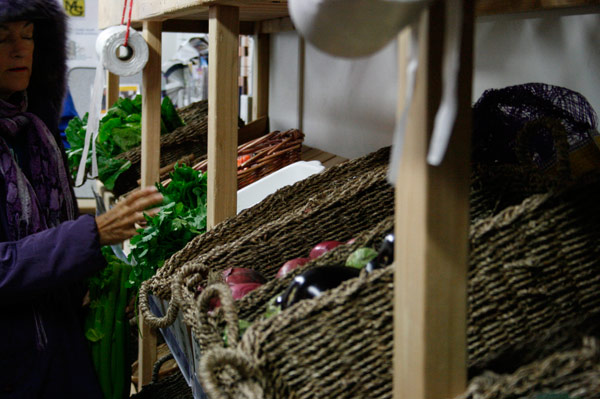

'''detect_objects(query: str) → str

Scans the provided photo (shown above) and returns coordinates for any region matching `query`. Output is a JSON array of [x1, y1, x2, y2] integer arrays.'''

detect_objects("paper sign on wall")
[[64, 0, 85, 17]]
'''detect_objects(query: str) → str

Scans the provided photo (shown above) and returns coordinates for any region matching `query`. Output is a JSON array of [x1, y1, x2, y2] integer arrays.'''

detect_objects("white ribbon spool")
[[75, 25, 149, 186]]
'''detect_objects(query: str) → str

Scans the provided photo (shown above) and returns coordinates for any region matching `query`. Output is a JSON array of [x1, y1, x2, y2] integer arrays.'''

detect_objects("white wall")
[[269, 10, 600, 160], [269, 32, 397, 159], [474, 11, 600, 112]]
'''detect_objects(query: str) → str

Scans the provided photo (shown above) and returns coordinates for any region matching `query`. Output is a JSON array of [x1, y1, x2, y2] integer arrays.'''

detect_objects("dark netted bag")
[[471, 83, 600, 221], [467, 171, 600, 375], [171, 165, 394, 339], [198, 264, 394, 399], [138, 147, 391, 328], [458, 337, 600, 399]]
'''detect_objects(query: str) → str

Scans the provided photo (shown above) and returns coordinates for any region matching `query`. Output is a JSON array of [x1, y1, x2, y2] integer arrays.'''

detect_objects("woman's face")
[[0, 21, 34, 101]]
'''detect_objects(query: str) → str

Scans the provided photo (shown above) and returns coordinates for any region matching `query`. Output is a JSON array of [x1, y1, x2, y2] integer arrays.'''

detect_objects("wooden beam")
[[138, 20, 162, 390], [207, 5, 240, 229], [106, 71, 120, 110], [162, 19, 255, 35], [251, 25, 269, 121], [476, 0, 600, 16], [260, 16, 295, 34], [393, 1, 474, 398]]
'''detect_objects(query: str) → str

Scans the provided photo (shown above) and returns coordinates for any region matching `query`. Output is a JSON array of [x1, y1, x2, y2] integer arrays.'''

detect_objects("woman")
[[0, 1, 164, 397]]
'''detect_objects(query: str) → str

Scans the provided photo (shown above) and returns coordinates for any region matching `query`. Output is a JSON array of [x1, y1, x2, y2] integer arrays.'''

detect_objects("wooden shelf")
[[99, 0, 288, 29], [476, 0, 600, 16], [301, 145, 347, 169]]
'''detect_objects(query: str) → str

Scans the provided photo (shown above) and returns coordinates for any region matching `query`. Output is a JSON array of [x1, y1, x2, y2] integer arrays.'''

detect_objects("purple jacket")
[[1, 1, 106, 397]]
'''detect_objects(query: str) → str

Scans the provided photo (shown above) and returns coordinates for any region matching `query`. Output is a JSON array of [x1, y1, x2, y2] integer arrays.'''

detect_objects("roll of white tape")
[[95, 25, 149, 77]]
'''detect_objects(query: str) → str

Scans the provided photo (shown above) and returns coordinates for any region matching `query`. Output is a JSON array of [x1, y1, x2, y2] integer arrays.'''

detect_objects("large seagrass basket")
[[467, 171, 600, 376], [138, 147, 391, 329], [198, 264, 395, 399], [170, 157, 394, 337], [459, 336, 600, 399]]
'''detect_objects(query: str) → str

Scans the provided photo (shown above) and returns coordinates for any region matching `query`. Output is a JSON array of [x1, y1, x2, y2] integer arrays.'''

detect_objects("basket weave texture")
[[467, 171, 600, 375], [199, 265, 394, 399], [192, 166, 600, 398], [459, 337, 600, 399], [172, 157, 394, 332], [192, 129, 305, 190], [138, 147, 391, 328]]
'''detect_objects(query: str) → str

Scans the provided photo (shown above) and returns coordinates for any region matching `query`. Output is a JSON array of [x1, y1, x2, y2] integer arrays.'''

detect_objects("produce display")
[[65, 95, 184, 190], [275, 233, 394, 310], [127, 164, 207, 291], [84, 247, 133, 399], [213, 233, 393, 345]]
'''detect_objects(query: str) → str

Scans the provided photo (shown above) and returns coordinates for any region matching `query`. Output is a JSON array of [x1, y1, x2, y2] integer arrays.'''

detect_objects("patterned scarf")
[[0, 94, 75, 240]]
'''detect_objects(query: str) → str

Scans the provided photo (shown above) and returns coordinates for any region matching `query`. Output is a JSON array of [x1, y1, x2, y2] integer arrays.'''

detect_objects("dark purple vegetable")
[[364, 231, 394, 273], [276, 265, 360, 309]]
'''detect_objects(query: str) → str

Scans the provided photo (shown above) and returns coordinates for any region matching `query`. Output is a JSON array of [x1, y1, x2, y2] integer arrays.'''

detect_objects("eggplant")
[[276, 265, 360, 310], [364, 231, 394, 273]]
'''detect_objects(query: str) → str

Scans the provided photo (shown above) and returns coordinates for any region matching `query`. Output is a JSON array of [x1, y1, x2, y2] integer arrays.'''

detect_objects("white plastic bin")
[[236, 160, 325, 214]]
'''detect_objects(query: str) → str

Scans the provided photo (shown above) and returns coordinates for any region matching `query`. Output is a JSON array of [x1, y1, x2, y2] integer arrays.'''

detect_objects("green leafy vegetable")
[[84, 247, 133, 399], [65, 95, 185, 190], [127, 164, 208, 291], [345, 247, 378, 269]]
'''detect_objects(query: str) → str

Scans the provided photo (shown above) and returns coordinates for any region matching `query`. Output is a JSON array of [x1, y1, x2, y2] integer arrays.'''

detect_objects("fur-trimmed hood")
[[0, 0, 67, 138]]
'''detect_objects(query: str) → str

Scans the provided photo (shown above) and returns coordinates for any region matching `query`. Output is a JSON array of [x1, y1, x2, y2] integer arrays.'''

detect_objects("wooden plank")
[[300, 146, 321, 161], [393, 1, 474, 398], [260, 16, 295, 33], [238, 116, 269, 144], [251, 26, 270, 121], [476, 0, 600, 16], [162, 19, 255, 34], [207, 5, 240, 229], [119, 0, 288, 23], [106, 71, 120, 110], [138, 20, 162, 390], [321, 155, 347, 169]]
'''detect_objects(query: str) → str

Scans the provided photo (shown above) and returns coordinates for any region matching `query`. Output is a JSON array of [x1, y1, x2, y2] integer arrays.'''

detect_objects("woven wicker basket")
[[190, 129, 305, 190], [199, 264, 395, 399], [169, 156, 394, 335], [467, 171, 600, 375], [459, 336, 600, 399], [138, 147, 391, 328]]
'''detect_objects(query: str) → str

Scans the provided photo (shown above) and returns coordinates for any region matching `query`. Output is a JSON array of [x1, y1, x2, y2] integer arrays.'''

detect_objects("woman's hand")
[[95, 186, 164, 246]]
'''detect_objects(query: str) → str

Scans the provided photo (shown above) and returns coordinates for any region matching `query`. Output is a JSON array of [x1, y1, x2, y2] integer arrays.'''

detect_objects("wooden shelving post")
[[207, 5, 240, 228], [393, 2, 474, 399], [251, 24, 269, 121], [138, 20, 162, 390], [106, 71, 120, 110]]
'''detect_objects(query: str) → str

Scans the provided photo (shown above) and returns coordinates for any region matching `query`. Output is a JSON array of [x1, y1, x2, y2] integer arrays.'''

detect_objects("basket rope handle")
[[195, 283, 241, 349], [199, 347, 264, 399], [138, 279, 179, 328], [515, 116, 572, 187]]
